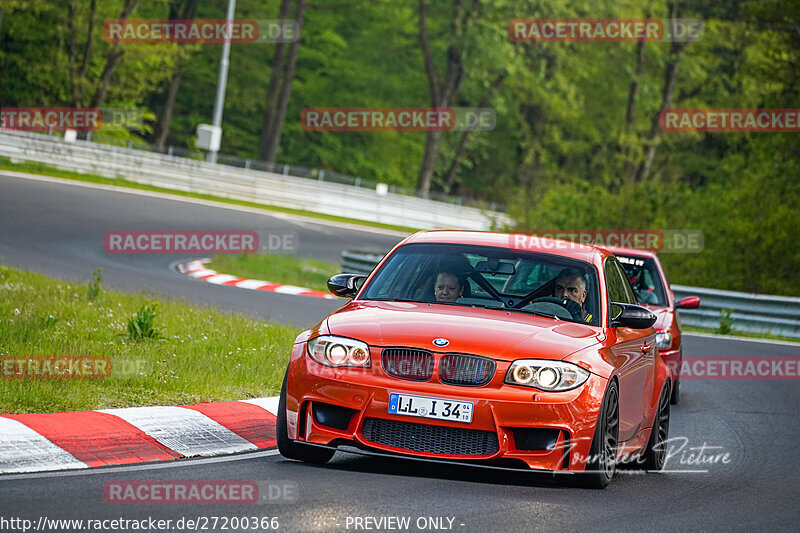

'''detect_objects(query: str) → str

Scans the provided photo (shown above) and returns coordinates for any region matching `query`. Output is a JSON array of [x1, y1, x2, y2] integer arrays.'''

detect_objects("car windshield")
[[359, 243, 600, 326], [615, 254, 668, 307]]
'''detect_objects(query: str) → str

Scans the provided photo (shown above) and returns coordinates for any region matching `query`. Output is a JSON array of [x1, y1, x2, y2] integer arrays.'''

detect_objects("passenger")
[[434, 271, 465, 303]]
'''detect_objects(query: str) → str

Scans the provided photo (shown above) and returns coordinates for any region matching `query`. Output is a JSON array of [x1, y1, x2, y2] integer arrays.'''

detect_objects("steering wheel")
[[528, 297, 583, 321]]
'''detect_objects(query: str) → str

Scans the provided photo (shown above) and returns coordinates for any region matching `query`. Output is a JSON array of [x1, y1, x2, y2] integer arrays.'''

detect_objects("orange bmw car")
[[277, 231, 673, 488]]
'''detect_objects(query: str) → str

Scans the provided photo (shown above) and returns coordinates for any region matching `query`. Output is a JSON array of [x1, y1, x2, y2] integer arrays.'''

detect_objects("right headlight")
[[505, 360, 590, 391], [307, 335, 371, 368]]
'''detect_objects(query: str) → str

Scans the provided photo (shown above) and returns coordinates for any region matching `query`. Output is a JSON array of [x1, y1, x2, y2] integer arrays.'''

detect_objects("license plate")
[[388, 393, 473, 423]]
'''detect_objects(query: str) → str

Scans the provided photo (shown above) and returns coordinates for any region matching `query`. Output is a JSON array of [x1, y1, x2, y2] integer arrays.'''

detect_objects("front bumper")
[[285, 345, 609, 473]]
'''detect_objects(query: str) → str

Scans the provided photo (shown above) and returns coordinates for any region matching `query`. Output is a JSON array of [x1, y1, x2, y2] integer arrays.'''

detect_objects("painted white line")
[[187, 269, 217, 278], [273, 285, 312, 296], [203, 274, 241, 285], [240, 397, 280, 416], [0, 449, 282, 481], [684, 331, 800, 348], [98, 406, 256, 457], [0, 418, 89, 474], [177, 259, 335, 299], [235, 279, 271, 290]]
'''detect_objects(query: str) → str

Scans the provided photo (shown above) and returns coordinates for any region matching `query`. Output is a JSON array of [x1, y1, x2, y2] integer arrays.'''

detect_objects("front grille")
[[362, 417, 499, 456], [439, 354, 495, 386], [382, 348, 434, 381]]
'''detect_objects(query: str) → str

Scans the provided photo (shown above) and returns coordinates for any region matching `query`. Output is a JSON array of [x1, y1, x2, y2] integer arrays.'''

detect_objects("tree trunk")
[[264, 0, 306, 164], [415, 0, 467, 197], [76, 0, 97, 104], [443, 71, 506, 191], [624, 31, 647, 182], [417, 131, 442, 198], [635, 2, 688, 182], [153, 61, 185, 151], [259, 0, 293, 161], [67, 0, 78, 106], [89, 0, 140, 109], [153, 0, 198, 151]]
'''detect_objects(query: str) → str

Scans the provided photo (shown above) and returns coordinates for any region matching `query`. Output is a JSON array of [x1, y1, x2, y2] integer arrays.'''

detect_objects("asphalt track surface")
[[0, 172, 402, 325], [1, 172, 799, 532]]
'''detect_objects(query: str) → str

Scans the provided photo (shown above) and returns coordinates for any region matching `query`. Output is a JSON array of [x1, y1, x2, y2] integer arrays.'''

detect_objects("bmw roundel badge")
[[432, 338, 450, 348]]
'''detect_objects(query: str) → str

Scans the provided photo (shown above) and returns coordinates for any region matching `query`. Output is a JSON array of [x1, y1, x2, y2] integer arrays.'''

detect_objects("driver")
[[434, 271, 465, 303], [554, 268, 592, 322]]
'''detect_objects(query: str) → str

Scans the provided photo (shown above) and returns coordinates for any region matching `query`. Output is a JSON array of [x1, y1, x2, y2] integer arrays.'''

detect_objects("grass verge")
[[0, 156, 418, 234], [0, 264, 302, 414], [205, 254, 341, 293], [683, 325, 800, 343]]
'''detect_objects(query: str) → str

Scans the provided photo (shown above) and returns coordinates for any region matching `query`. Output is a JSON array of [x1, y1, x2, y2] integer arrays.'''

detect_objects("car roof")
[[402, 230, 611, 263], [601, 245, 659, 260]]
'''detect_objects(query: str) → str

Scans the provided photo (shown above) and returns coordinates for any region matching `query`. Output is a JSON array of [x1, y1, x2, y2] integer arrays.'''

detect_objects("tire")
[[574, 380, 619, 489], [670, 377, 680, 405], [276, 370, 335, 464], [641, 383, 671, 471]]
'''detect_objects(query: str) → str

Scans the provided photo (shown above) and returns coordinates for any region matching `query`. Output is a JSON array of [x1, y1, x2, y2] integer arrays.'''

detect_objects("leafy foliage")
[[1, 0, 797, 294], [124, 302, 163, 342]]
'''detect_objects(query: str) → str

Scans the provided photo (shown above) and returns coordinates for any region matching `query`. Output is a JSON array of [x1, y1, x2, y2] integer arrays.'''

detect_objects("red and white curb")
[[178, 259, 336, 299], [0, 397, 279, 474]]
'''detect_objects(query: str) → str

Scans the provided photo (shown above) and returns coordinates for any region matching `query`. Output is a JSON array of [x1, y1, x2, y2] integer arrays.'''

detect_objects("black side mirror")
[[327, 273, 367, 298], [610, 303, 657, 329]]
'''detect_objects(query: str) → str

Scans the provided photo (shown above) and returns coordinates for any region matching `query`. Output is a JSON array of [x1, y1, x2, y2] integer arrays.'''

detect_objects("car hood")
[[325, 301, 604, 362]]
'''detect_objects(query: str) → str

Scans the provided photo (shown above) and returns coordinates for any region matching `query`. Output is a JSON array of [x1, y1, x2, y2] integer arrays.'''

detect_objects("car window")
[[605, 257, 634, 309], [616, 261, 637, 304], [360, 243, 600, 326], [615, 254, 668, 306]]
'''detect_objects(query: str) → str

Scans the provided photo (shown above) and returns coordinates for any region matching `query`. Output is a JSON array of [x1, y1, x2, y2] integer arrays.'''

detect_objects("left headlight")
[[505, 360, 590, 391], [656, 332, 672, 349], [307, 335, 371, 368]]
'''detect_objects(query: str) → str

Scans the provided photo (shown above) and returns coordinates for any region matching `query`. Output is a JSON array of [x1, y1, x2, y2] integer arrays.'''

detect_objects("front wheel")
[[574, 380, 619, 489], [276, 370, 335, 464]]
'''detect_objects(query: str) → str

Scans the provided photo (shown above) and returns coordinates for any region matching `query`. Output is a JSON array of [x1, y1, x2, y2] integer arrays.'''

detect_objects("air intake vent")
[[362, 418, 499, 456], [381, 348, 434, 381], [439, 354, 495, 386]]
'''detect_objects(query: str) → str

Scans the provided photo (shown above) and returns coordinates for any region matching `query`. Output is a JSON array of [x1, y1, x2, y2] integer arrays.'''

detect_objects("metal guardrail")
[[341, 250, 386, 275], [672, 285, 800, 338], [0, 131, 512, 231], [340, 250, 800, 338]]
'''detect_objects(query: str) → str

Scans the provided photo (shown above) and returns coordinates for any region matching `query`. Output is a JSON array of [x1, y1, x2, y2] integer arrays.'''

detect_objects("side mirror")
[[327, 273, 367, 298], [677, 296, 700, 309], [610, 303, 657, 329]]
